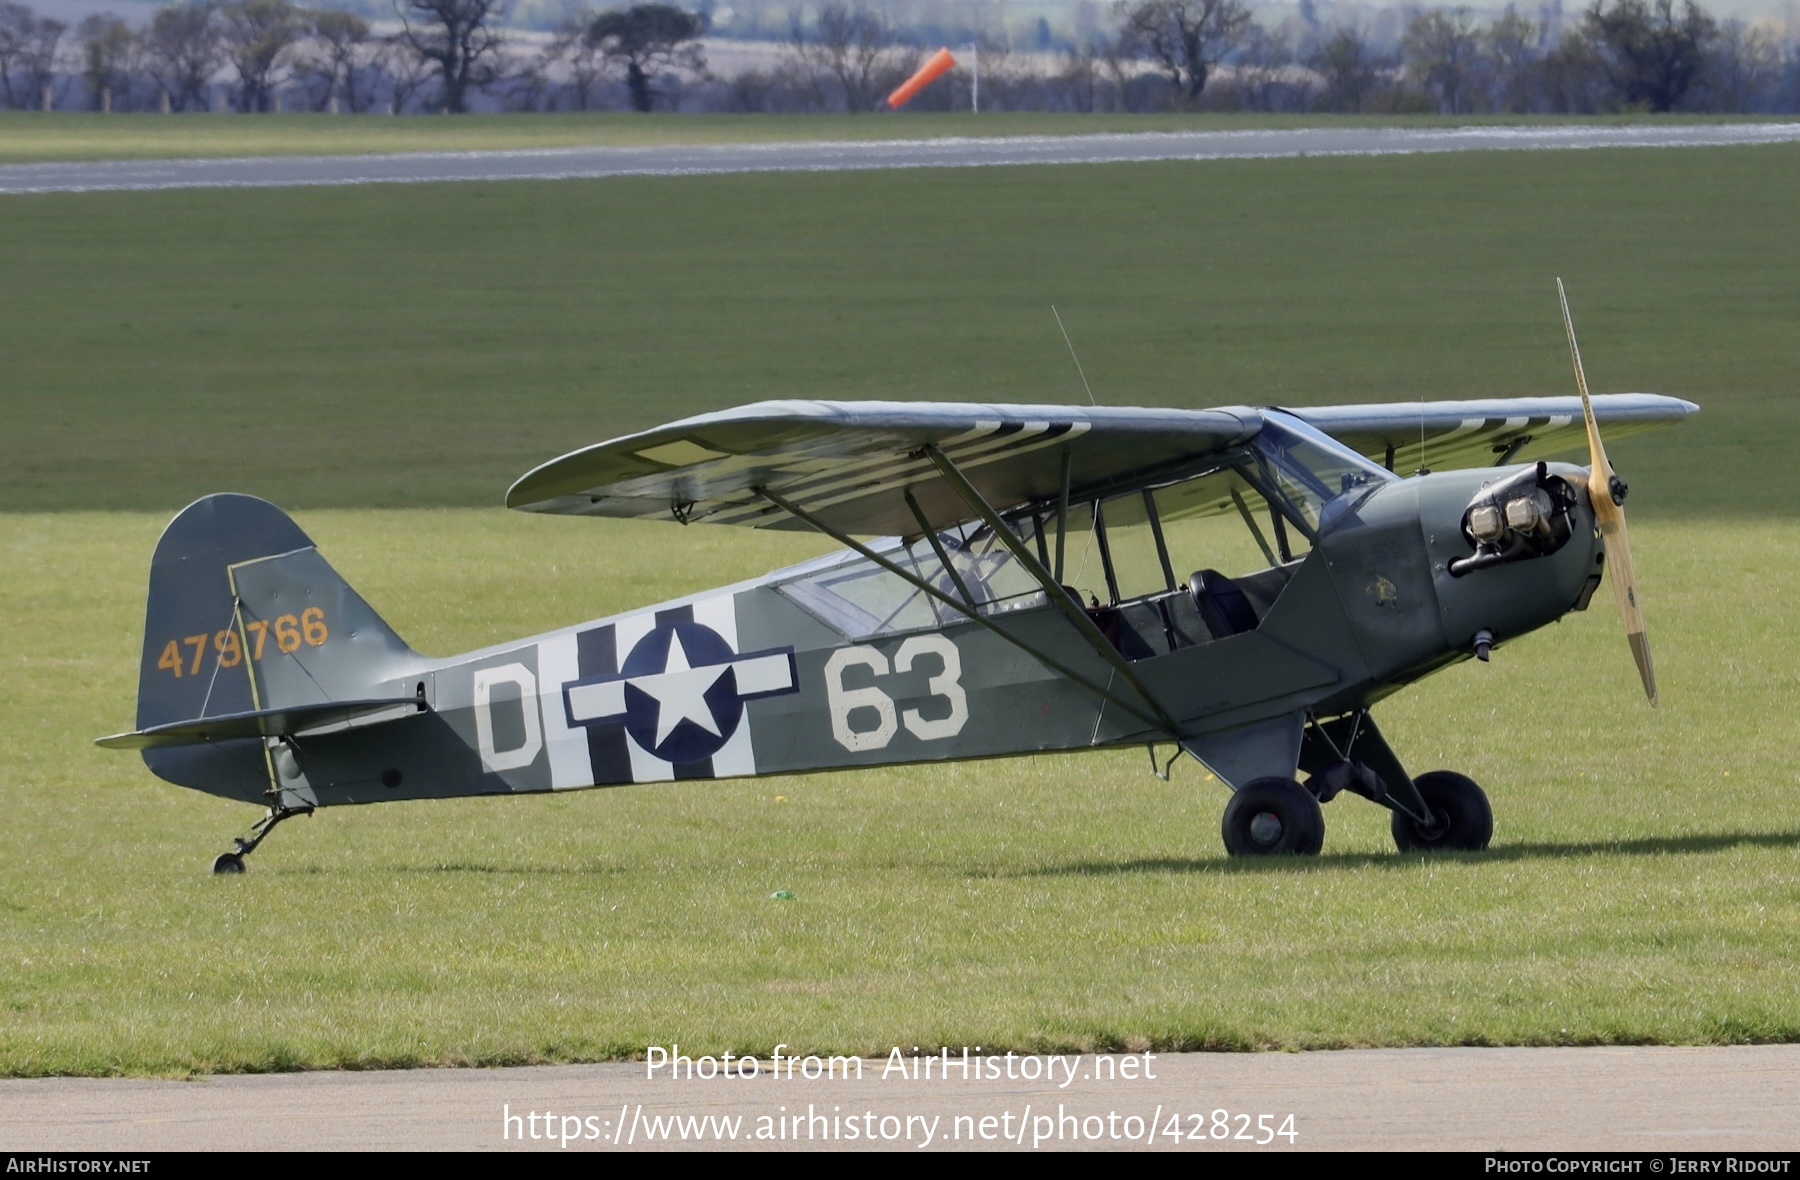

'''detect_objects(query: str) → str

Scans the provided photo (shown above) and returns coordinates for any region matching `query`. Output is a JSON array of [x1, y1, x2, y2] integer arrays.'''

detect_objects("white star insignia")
[[629, 631, 729, 746]]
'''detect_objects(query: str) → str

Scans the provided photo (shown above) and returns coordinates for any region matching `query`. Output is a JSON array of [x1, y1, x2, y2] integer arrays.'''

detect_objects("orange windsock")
[[886, 48, 956, 109]]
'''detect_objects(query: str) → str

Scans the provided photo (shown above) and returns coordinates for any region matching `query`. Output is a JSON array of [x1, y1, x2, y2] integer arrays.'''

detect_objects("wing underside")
[[506, 400, 1259, 536], [506, 394, 1697, 536], [1289, 393, 1697, 475]]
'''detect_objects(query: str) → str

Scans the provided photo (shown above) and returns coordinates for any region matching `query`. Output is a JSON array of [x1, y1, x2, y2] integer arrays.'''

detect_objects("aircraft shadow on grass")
[[279, 862, 633, 876], [1016, 830, 1800, 877], [264, 831, 1798, 880]]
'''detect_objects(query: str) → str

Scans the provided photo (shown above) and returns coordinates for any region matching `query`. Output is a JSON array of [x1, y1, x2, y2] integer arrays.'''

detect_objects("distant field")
[[0, 111, 1783, 164], [0, 510, 1795, 1075], [2, 142, 1798, 516]]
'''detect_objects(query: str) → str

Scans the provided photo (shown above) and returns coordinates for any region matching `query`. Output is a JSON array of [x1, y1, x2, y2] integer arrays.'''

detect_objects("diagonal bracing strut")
[[756, 485, 1171, 736], [919, 444, 1186, 739]]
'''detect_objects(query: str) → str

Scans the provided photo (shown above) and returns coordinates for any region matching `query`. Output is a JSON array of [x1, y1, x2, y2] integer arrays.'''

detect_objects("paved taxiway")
[[2, 1045, 1795, 1151], [2, 122, 1798, 194]]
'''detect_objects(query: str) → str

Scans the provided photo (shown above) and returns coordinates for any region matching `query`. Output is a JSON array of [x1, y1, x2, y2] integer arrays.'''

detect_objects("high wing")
[[506, 400, 1258, 535], [506, 394, 1698, 535], [1289, 393, 1698, 475]]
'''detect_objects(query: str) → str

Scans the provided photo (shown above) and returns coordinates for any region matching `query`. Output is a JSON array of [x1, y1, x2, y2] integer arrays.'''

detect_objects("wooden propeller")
[[1557, 279, 1657, 706]]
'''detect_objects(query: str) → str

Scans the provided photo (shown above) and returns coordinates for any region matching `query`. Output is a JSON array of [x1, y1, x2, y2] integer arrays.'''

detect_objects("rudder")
[[134, 495, 419, 799], [138, 494, 317, 731]]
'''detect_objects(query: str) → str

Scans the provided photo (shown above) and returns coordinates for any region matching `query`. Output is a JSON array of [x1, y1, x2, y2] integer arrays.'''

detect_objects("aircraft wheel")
[[211, 852, 246, 875], [1221, 777, 1325, 857], [1391, 771, 1492, 852]]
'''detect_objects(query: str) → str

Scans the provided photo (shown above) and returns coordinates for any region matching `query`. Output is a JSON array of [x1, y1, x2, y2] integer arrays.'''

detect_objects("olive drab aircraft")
[[101, 286, 1696, 873]]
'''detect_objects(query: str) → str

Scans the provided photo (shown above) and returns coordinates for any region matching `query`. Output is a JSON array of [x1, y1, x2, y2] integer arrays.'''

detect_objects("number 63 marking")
[[824, 635, 968, 753]]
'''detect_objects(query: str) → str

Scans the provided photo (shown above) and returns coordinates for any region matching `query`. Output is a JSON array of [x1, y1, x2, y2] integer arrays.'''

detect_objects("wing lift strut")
[[756, 443, 1186, 743]]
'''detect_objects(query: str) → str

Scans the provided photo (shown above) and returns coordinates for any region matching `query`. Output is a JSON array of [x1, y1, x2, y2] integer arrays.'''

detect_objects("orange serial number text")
[[157, 607, 328, 677]]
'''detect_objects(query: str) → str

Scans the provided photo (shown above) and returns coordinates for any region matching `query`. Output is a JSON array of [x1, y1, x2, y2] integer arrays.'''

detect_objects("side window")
[[779, 551, 941, 638], [940, 519, 1045, 613], [1152, 465, 1310, 580], [1097, 493, 1173, 603], [1050, 500, 1100, 603], [775, 520, 1049, 640]]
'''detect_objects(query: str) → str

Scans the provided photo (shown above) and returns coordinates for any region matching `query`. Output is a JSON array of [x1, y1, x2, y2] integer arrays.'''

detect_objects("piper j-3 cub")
[[101, 290, 1694, 872]]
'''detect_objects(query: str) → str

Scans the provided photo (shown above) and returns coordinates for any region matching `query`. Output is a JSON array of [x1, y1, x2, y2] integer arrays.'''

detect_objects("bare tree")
[[220, 0, 304, 111], [1539, 25, 1609, 111], [78, 12, 137, 110], [1308, 26, 1387, 112], [376, 32, 434, 112], [299, 8, 378, 112], [1582, 0, 1716, 111], [1115, 0, 1253, 102], [0, 3, 33, 107], [395, 0, 507, 113], [12, 4, 59, 107], [548, 6, 605, 110], [1483, 8, 1543, 112], [1696, 17, 1781, 111], [1098, 27, 1143, 110], [0, 2, 63, 108], [589, 4, 705, 112], [1056, 40, 1104, 111], [1401, 6, 1484, 112], [788, 2, 901, 112], [492, 43, 554, 109], [1231, 23, 1299, 110], [143, 2, 224, 111]]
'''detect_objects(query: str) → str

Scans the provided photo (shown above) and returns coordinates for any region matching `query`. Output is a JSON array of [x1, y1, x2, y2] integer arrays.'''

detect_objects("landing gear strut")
[[211, 804, 312, 875], [1285, 710, 1493, 856], [1390, 771, 1492, 852]]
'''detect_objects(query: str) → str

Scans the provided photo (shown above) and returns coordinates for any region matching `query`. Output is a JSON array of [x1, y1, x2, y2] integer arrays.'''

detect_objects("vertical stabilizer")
[[133, 494, 418, 801], [138, 494, 316, 732]]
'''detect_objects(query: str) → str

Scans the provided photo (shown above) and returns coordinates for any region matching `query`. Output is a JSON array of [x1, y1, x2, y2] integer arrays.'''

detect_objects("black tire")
[[1391, 771, 1492, 852], [1221, 777, 1325, 857], [211, 852, 246, 875]]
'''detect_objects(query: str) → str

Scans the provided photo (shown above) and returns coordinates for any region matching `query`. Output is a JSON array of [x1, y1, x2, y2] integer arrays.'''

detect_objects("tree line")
[[0, 0, 1793, 115]]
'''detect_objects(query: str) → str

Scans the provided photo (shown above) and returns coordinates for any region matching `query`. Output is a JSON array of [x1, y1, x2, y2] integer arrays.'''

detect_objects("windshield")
[[1251, 411, 1395, 532]]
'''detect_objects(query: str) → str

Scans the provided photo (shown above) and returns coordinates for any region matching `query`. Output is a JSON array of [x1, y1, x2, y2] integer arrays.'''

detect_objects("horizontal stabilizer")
[[95, 697, 422, 750]]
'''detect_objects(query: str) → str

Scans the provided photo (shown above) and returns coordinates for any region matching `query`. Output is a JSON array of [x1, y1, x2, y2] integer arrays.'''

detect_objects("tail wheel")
[[1391, 771, 1492, 852], [211, 852, 246, 875], [1222, 777, 1325, 857]]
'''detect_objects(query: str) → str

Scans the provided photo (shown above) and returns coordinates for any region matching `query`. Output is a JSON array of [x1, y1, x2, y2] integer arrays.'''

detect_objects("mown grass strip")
[[2, 143, 1797, 515], [0, 511, 1794, 1075]]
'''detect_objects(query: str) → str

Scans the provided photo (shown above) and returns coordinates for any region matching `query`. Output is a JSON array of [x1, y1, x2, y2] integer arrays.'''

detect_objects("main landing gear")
[[1221, 778, 1325, 856], [211, 804, 313, 875], [1216, 712, 1492, 858], [1389, 771, 1493, 852]]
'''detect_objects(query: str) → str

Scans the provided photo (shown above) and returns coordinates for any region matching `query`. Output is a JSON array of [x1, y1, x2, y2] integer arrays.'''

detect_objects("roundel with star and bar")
[[558, 601, 799, 781]]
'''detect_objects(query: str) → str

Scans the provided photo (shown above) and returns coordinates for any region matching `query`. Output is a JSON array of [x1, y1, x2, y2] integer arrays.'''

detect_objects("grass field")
[[2, 511, 1797, 1074], [0, 111, 1785, 164], [1, 140, 1798, 1074], [4, 143, 1799, 515]]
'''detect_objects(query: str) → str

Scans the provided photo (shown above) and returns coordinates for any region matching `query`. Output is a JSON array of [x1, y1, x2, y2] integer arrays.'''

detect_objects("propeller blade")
[[1557, 279, 1657, 706]]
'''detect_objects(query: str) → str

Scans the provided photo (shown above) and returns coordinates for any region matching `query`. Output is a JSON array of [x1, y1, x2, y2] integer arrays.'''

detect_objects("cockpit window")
[[775, 518, 1047, 639], [775, 414, 1389, 643], [1251, 411, 1395, 533], [1151, 463, 1304, 575]]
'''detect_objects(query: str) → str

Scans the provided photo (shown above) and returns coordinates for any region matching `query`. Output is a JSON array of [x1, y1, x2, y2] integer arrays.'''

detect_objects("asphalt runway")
[[2, 1045, 1796, 1151], [3, 122, 1798, 194]]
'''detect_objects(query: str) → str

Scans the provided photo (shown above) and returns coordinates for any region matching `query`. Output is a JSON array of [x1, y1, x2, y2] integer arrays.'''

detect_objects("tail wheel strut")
[[211, 804, 312, 875]]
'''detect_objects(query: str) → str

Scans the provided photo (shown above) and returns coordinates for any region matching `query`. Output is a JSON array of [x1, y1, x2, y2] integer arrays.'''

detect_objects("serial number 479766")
[[157, 607, 328, 678]]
